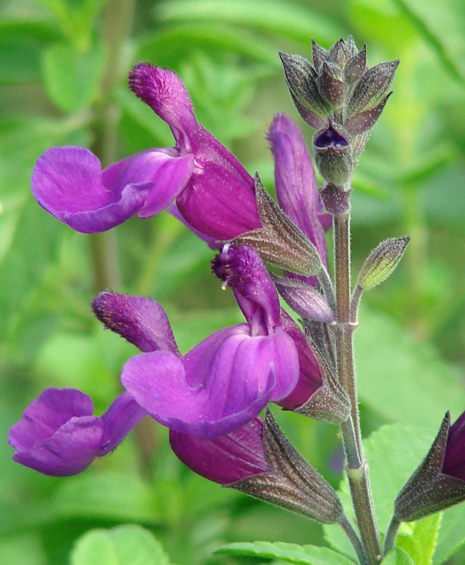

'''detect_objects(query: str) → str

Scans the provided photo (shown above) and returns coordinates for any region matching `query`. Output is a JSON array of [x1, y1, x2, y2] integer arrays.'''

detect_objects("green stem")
[[89, 0, 136, 291], [333, 208, 382, 565], [340, 515, 367, 565], [383, 515, 401, 555]]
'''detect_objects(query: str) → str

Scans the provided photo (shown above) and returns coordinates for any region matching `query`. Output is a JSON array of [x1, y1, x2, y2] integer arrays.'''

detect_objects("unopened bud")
[[394, 411, 465, 522], [358, 237, 410, 291], [279, 52, 330, 129], [347, 59, 400, 119], [344, 44, 367, 84], [317, 62, 347, 110]]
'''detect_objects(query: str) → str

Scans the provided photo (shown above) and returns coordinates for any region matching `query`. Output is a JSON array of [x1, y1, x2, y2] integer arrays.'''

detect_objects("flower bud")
[[313, 121, 353, 187], [347, 59, 400, 119], [272, 275, 335, 324], [317, 62, 347, 110], [394, 411, 465, 522], [357, 237, 410, 291], [344, 43, 367, 84], [231, 409, 345, 524], [279, 52, 330, 129]]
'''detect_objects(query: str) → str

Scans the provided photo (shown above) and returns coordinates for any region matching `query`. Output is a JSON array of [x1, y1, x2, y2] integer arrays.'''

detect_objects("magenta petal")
[[32, 147, 150, 233], [122, 326, 298, 439], [129, 64, 199, 149], [99, 392, 146, 455], [268, 114, 328, 269], [170, 417, 270, 485], [8, 388, 94, 452], [92, 291, 179, 354], [13, 416, 104, 476]]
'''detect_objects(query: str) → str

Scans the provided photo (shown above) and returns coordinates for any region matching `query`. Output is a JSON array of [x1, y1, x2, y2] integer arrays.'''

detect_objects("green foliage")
[[70, 525, 170, 565], [1, 0, 465, 564], [215, 541, 355, 564]]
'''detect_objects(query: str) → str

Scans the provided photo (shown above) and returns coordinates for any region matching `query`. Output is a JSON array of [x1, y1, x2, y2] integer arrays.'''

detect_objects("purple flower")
[[394, 410, 465, 521], [170, 417, 270, 485], [268, 114, 330, 272], [8, 389, 146, 476], [32, 63, 260, 239]]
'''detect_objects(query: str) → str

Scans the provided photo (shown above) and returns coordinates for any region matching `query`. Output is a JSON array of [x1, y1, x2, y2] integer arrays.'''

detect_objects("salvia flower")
[[102, 245, 301, 440], [32, 63, 261, 240], [8, 389, 146, 476], [394, 411, 465, 522]]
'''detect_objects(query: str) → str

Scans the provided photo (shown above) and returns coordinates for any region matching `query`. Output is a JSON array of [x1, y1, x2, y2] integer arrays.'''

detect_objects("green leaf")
[[391, 0, 465, 83], [356, 305, 465, 427], [42, 42, 106, 112], [215, 541, 356, 564], [382, 547, 416, 565], [0, 20, 61, 85], [432, 504, 465, 564], [70, 525, 170, 565], [155, 0, 342, 47], [396, 514, 442, 564], [49, 471, 161, 523], [324, 424, 438, 559], [138, 23, 280, 70]]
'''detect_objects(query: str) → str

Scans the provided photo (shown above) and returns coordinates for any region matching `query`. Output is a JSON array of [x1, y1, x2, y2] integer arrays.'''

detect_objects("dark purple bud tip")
[[314, 123, 349, 149]]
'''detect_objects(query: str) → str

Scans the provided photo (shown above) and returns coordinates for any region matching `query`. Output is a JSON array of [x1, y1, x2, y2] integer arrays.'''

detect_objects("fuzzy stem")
[[383, 515, 401, 555], [333, 208, 382, 565], [340, 515, 367, 565]]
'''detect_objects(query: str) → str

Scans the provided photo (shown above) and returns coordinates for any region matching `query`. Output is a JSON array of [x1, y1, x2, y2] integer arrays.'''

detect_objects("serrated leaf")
[[215, 541, 355, 565], [42, 42, 106, 112], [382, 547, 416, 565], [356, 306, 465, 427], [70, 525, 170, 565]]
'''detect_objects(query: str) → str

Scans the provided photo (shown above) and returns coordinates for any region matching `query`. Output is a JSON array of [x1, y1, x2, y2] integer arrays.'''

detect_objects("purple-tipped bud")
[[317, 62, 347, 110], [344, 44, 367, 84], [394, 411, 465, 522], [313, 121, 353, 187], [347, 59, 400, 119], [279, 52, 330, 129]]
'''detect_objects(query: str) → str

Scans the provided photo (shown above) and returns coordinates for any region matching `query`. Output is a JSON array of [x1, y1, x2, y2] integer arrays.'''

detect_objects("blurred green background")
[[1, 0, 465, 563]]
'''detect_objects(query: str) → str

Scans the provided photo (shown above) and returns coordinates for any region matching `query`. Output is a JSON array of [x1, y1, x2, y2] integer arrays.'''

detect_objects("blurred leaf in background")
[[0, 0, 464, 564]]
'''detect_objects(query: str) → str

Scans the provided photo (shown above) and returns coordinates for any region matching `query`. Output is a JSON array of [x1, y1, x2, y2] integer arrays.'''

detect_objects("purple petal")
[[168, 203, 221, 249], [170, 417, 270, 485], [12, 416, 104, 476], [443, 410, 465, 481], [8, 388, 94, 452], [32, 147, 193, 233], [103, 149, 194, 218], [277, 311, 322, 410], [268, 114, 328, 270], [128, 64, 261, 240], [122, 325, 299, 439], [92, 291, 179, 354], [99, 392, 147, 455], [212, 245, 281, 334], [129, 64, 198, 150]]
